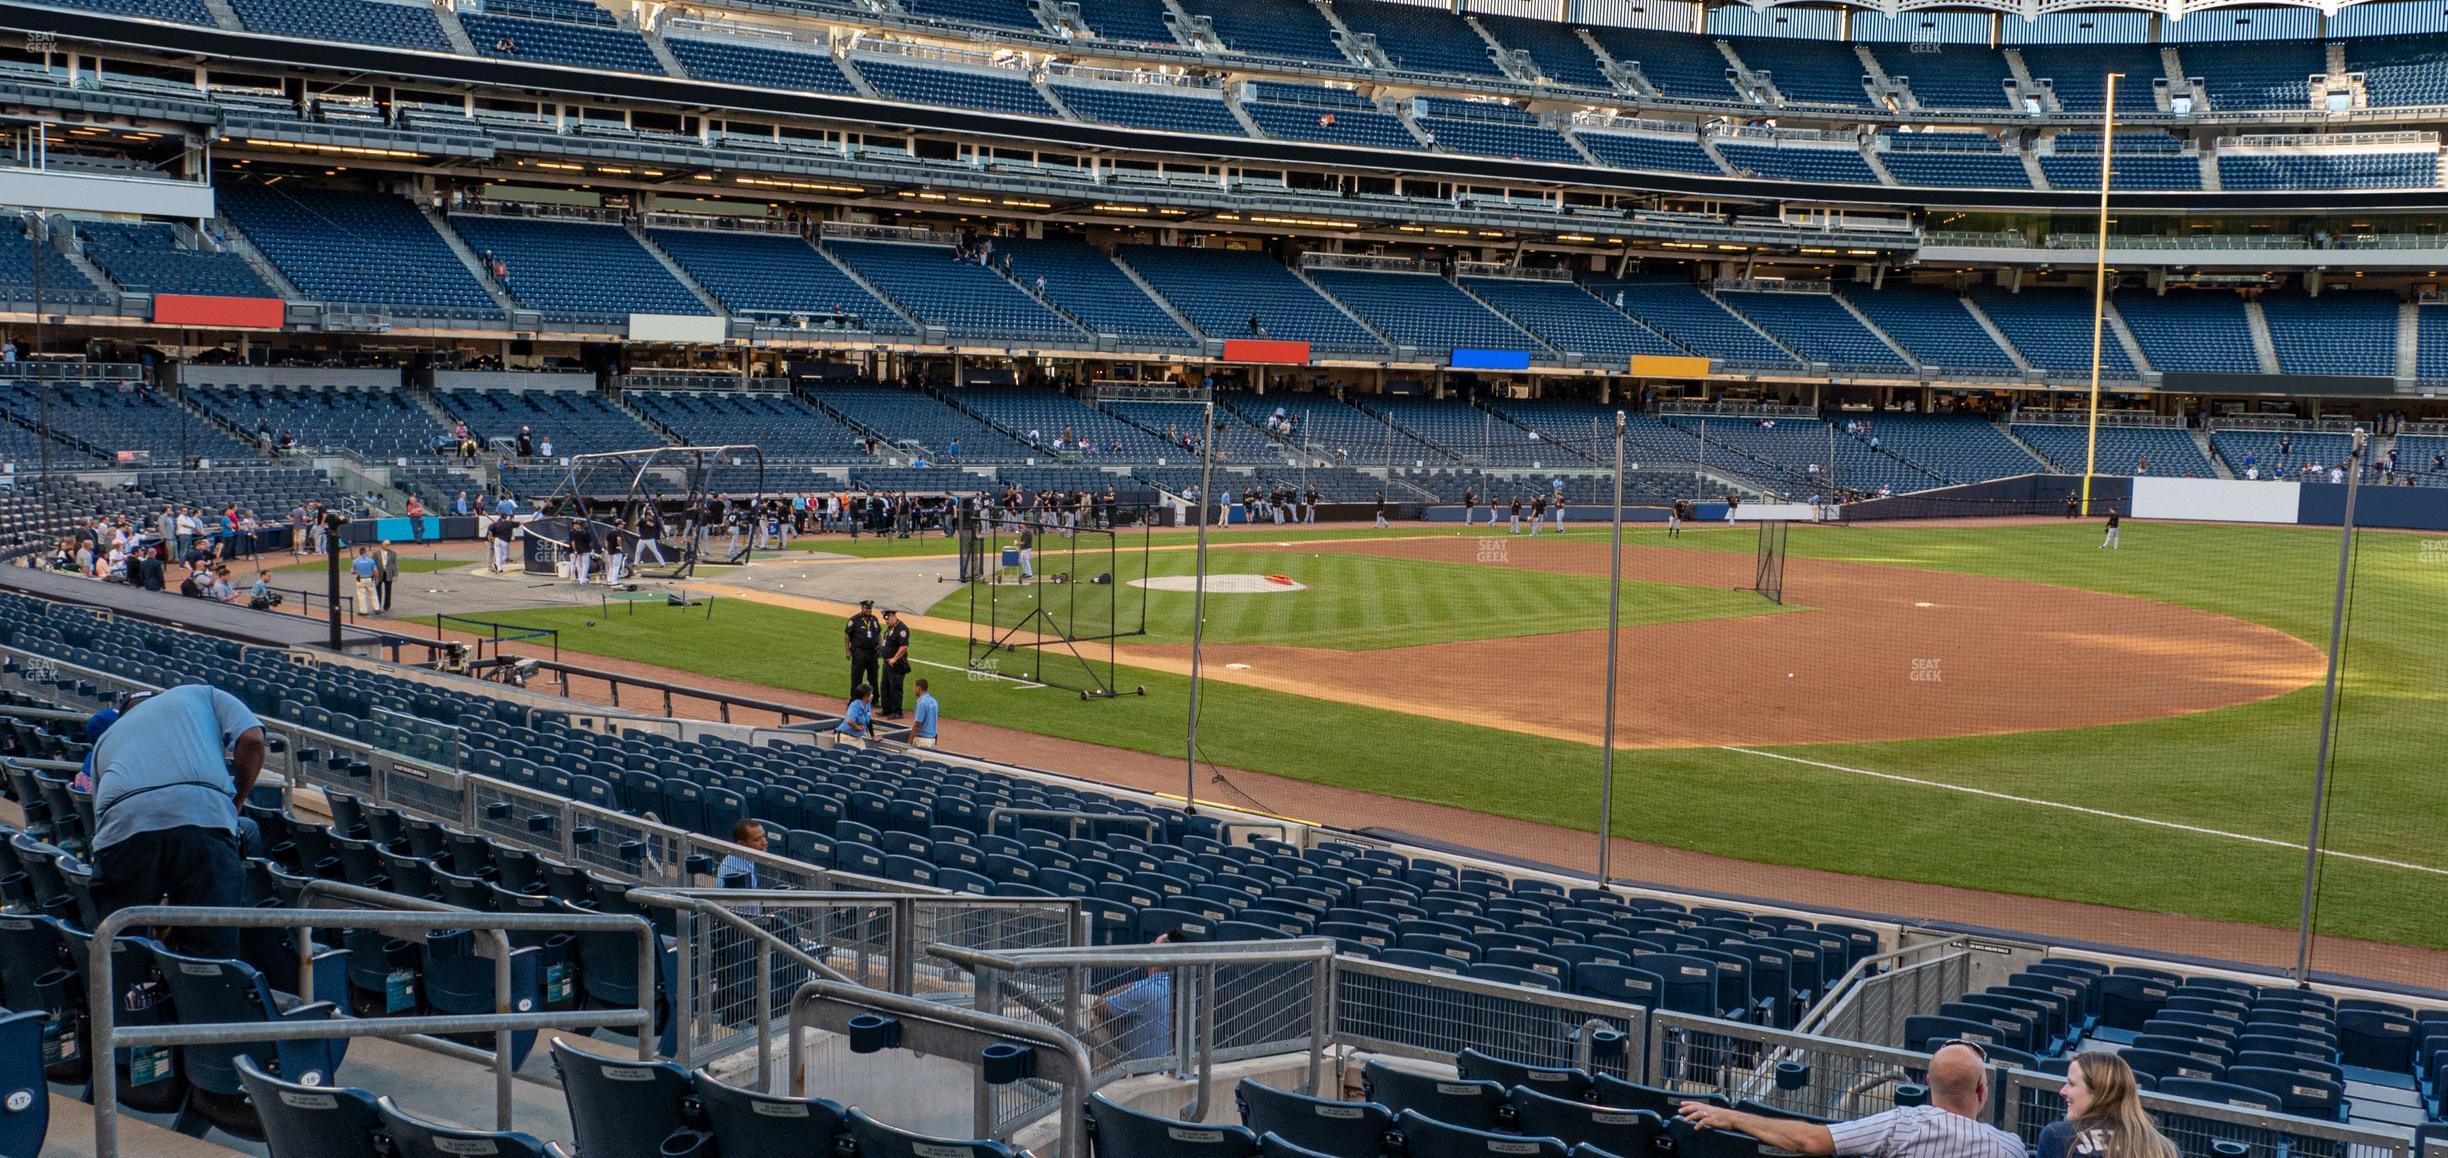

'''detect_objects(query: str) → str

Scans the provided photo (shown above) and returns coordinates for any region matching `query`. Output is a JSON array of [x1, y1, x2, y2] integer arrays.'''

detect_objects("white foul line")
[[1718, 746, 2448, 878], [913, 656, 1048, 689]]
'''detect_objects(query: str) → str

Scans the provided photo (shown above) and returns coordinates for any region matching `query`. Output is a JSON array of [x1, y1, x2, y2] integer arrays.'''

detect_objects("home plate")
[[1914, 602, 1936, 608], [1132, 574, 1308, 593]]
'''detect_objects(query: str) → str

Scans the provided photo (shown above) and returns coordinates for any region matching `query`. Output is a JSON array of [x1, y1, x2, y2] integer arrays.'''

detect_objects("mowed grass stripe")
[[953, 548, 1790, 651], [486, 596, 2448, 950]]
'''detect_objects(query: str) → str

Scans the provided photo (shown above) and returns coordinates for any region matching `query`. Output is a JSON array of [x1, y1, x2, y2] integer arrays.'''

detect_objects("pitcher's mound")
[[1131, 574, 1308, 594]]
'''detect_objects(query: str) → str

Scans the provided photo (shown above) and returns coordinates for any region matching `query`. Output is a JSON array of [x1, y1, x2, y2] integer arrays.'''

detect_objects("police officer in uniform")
[[878, 608, 912, 718], [845, 599, 881, 699]]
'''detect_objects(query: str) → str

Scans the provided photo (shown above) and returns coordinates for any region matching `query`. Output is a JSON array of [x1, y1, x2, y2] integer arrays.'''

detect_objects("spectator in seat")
[[2038, 1054, 2175, 1158], [1679, 1043, 2021, 1158], [86, 685, 266, 959]]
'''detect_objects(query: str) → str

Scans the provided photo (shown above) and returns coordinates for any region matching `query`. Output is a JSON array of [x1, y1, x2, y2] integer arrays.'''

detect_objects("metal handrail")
[[87, 904, 656, 1158], [790, 979, 1098, 1158], [627, 886, 856, 1088], [1792, 937, 1972, 1036]]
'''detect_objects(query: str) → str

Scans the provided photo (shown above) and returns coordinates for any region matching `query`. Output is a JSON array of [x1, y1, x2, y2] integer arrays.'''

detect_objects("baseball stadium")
[[0, 0, 2443, 1152]]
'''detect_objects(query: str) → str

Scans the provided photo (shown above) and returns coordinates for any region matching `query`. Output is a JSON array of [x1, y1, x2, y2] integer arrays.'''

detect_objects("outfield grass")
[[966, 546, 1792, 650], [488, 520, 2448, 953]]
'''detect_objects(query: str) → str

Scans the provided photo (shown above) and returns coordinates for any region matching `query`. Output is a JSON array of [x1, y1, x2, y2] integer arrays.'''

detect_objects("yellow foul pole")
[[2081, 72, 2119, 516]]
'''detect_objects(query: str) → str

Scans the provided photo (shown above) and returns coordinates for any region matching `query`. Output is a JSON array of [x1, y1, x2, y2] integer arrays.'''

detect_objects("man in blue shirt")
[[1097, 932, 1179, 1064], [87, 685, 264, 959], [836, 684, 875, 742], [717, 818, 765, 889], [911, 679, 939, 749]]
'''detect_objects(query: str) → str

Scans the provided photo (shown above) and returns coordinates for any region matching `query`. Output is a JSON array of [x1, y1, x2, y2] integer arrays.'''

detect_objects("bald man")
[[1678, 1043, 2023, 1158]]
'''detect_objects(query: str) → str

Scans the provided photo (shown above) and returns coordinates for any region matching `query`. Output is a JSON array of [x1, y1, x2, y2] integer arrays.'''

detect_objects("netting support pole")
[[2292, 426, 2366, 984], [2079, 71, 2118, 518], [1183, 399, 1217, 815], [1596, 410, 1626, 885]]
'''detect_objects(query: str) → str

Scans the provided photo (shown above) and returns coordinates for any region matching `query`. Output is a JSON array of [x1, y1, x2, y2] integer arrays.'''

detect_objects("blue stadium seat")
[[694, 1069, 847, 1151], [848, 1106, 1021, 1156], [1237, 1079, 1396, 1156], [1455, 1048, 1592, 1102], [1396, 1108, 1569, 1157], [1088, 1090, 1260, 1156], [240, 1054, 381, 1157], [1509, 1086, 1663, 1154], [379, 1097, 572, 1158], [550, 1039, 693, 1158], [149, 942, 346, 1133], [0, 1008, 45, 1157], [1359, 1060, 1507, 1130]]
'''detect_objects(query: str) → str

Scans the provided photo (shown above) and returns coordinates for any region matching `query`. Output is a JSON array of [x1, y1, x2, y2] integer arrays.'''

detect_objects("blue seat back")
[[1358, 1060, 1506, 1131], [239, 1055, 382, 1157], [1454, 1048, 1592, 1101], [1235, 1078, 1393, 1156], [549, 1039, 692, 1158], [0, 1009, 49, 1158], [1086, 1090, 1260, 1156], [847, 1107, 1019, 1156], [150, 943, 343, 1096], [693, 1069, 846, 1152], [378, 1097, 557, 1158], [1393, 1108, 1568, 1157], [1508, 1085, 1662, 1154]]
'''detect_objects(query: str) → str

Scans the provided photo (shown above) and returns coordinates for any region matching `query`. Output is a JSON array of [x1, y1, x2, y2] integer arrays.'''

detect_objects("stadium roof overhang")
[[13, 3, 2448, 216]]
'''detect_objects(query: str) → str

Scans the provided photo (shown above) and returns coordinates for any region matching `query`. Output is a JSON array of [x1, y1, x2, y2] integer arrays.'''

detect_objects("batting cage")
[[957, 503, 1153, 699], [526, 445, 765, 580]]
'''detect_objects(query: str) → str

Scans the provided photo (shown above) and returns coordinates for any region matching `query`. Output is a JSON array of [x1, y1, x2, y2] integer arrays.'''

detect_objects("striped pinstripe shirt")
[[1827, 1106, 2027, 1158]]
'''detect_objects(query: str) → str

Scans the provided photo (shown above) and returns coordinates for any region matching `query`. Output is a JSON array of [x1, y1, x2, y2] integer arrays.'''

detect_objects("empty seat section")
[[997, 238, 1195, 346], [449, 216, 709, 324], [1721, 290, 1909, 372], [436, 389, 669, 457], [0, 215, 107, 307], [2011, 424, 2215, 476], [1077, 0, 1179, 45], [2177, 41, 2326, 111], [824, 240, 1081, 343], [1051, 81, 1245, 135], [1462, 277, 1684, 362], [45, 0, 212, 22], [2016, 43, 2165, 113], [809, 384, 1035, 460], [217, 185, 497, 317], [1828, 413, 2041, 483], [1306, 268, 1539, 357], [850, 56, 1059, 118], [1591, 279, 1796, 369], [463, 13, 667, 73], [1839, 286, 2018, 374], [2114, 292, 2260, 375], [1244, 84, 1418, 150], [1877, 135, 2033, 188], [1714, 141, 1881, 184], [75, 220, 275, 298], [1726, 37, 1874, 107], [2217, 150, 2438, 191], [1587, 28, 1745, 102], [1573, 131, 1725, 174], [666, 36, 859, 93], [2345, 35, 2448, 107], [1178, 0, 1347, 63], [2040, 139, 2204, 191], [1971, 288, 2136, 376], [900, 0, 1044, 32], [1477, 14, 1614, 90], [1416, 104, 1584, 164], [949, 387, 1175, 460], [1117, 245, 1385, 355], [229, 0, 451, 49], [647, 227, 907, 333], [629, 391, 869, 460], [2260, 291, 2399, 377], [1336, 0, 1506, 77], [1870, 43, 2017, 110], [186, 385, 444, 460]]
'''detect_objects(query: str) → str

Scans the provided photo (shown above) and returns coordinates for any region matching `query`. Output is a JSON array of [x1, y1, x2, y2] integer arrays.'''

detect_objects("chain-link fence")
[[1335, 955, 1643, 1081]]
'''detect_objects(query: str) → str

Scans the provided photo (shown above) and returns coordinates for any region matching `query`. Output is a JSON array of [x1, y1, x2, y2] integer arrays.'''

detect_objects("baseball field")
[[480, 516, 2448, 972]]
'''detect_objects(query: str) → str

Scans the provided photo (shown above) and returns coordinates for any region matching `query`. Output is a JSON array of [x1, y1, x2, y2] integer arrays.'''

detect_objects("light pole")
[[1596, 410, 1625, 884], [1182, 397, 1216, 814], [2293, 427, 2365, 982]]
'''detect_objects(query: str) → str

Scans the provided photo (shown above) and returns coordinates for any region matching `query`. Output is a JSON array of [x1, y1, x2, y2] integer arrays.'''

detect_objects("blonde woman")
[[2040, 1054, 2178, 1158]]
